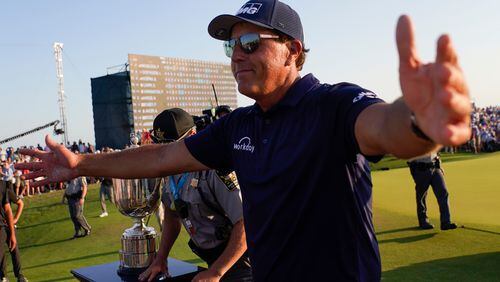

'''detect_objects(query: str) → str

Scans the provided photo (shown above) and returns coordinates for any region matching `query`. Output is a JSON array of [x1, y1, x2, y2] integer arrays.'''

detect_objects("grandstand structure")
[[91, 54, 237, 149]]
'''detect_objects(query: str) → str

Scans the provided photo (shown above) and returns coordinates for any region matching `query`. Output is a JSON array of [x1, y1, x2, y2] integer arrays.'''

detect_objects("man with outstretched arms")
[[17, 0, 470, 280]]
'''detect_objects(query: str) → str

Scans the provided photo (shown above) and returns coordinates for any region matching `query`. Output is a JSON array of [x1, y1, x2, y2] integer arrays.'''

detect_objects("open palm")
[[15, 135, 79, 187], [396, 15, 471, 145]]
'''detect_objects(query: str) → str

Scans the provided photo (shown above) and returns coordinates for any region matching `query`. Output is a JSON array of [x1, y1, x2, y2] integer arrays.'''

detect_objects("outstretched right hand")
[[14, 135, 80, 187], [138, 258, 169, 282]]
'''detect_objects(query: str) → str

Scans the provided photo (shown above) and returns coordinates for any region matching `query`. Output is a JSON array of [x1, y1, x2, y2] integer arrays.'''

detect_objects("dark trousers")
[[410, 167, 452, 224], [99, 184, 114, 213], [67, 197, 91, 235], [0, 227, 23, 278], [218, 255, 253, 282], [189, 240, 253, 282]]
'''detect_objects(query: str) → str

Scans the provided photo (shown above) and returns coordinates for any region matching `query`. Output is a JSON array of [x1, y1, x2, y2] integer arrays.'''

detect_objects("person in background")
[[1, 181, 28, 282], [408, 153, 457, 230], [98, 147, 114, 218], [64, 162, 91, 239], [0, 180, 23, 281]]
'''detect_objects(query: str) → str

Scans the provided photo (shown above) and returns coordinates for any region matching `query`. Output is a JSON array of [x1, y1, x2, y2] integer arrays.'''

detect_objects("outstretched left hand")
[[396, 15, 471, 146]]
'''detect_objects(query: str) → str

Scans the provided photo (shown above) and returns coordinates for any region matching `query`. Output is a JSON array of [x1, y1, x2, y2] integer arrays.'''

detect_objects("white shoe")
[[99, 212, 108, 217]]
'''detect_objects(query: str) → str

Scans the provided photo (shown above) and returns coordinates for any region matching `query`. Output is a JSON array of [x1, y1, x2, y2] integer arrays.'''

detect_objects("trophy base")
[[118, 225, 157, 276], [117, 265, 148, 277]]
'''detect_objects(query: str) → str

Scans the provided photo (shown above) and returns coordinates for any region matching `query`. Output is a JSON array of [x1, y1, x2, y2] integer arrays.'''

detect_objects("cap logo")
[[154, 129, 165, 140], [237, 3, 262, 15]]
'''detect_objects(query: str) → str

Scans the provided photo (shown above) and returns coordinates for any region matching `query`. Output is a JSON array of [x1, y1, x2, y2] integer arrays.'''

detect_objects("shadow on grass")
[[19, 237, 73, 250], [382, 252, 500, 281], [37, 277, 74, 282], [378, 233, 436, 244], [18, 217, 68, 230], [462, 226, 500, 236], [24, 250, 117, 270], [376, 226, 421, 236]]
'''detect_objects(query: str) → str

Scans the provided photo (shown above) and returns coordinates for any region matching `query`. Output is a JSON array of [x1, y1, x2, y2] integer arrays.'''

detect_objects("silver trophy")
[[112, 177, 161, 276]]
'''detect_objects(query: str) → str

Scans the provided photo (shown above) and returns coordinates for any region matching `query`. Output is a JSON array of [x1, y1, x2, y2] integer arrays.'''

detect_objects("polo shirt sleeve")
[[329, 83, 385, 162], [184, 116, 233, 171]]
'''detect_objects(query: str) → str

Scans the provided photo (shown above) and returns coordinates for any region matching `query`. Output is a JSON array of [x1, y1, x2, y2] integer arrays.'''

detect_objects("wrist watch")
[[410, 113, 434, 142]]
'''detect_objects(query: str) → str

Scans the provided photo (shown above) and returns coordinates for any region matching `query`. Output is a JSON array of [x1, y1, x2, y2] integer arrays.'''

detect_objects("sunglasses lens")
[[224, 40, 235, 58], [223, 34, 261, 57], [240, 33, 260, 54]]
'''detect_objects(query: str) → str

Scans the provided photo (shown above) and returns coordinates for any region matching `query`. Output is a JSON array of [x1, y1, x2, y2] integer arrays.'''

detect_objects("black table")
[[71, 258, 203, 282]]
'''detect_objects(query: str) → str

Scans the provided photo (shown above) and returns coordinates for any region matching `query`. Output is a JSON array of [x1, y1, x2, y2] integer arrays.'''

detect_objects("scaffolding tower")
[[53, 42, 68, 145]]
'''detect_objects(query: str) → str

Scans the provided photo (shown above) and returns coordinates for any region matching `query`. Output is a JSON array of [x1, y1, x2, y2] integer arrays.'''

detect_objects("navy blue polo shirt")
[[185, 74, 384, 281]]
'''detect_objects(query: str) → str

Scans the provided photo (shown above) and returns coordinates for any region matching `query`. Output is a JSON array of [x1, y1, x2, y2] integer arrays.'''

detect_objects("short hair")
[[275, 31, 309, 71]]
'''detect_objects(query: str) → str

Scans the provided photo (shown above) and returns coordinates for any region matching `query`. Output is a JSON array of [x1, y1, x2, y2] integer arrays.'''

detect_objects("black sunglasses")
[[224, 33, 280, 58]]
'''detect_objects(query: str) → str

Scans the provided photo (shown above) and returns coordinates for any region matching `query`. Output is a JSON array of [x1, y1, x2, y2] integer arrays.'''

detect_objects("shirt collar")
[[247, 73, 319, 115]]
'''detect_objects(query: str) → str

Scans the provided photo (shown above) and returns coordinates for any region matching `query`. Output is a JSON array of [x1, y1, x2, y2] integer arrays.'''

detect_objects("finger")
[[438, 87, 471, 115], [31, 178, 51, 188], [146, 269, 160, 282], [15, 161, 44, 171], [435, 63, 468, 95], [22, 170, 47, 181], [436, 34, 458, 66], [147, 271, 157, 282], [46, 134, 60, 151], [18, 148, 47, 160], [441, 91, 472, 124], [138, 269, 149, 281], [396, 15, 420, 70], [442, 120, 472, 146]]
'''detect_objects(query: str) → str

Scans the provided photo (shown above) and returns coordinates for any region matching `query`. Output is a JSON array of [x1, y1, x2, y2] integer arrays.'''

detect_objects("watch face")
[[175, 199, 189, 219]]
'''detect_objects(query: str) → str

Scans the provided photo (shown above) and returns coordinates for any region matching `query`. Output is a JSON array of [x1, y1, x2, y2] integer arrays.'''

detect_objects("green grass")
[[373, 151, 500, 281], [370, 152, 492, 171], [4, 152, 500, 281]]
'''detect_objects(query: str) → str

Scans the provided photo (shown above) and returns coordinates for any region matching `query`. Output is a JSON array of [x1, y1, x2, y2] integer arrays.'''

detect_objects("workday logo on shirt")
[[233, 137, 255, 153], [237, 3, 262, 15]]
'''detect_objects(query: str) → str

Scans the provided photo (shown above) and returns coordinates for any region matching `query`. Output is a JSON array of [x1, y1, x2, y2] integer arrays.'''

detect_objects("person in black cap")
[[17, 1, 471, 281], [215, 105, 232, 119], [139, 108, 252, 282]]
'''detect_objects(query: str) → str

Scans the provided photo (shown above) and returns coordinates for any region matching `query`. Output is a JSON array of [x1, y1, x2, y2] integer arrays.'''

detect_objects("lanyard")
[[169, 173, 189, 200]]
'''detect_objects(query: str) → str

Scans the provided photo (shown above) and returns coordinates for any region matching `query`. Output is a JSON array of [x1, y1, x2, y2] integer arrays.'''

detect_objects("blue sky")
[[1, 0, 499, 148]]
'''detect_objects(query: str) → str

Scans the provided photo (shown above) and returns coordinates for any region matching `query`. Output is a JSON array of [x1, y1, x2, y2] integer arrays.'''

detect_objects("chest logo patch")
[[233, 137, 255, 153]]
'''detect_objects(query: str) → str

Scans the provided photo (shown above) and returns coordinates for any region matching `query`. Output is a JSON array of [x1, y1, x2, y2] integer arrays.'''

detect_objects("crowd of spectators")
[[442, 105, 499, 154], [470, 105, 499, 153]]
